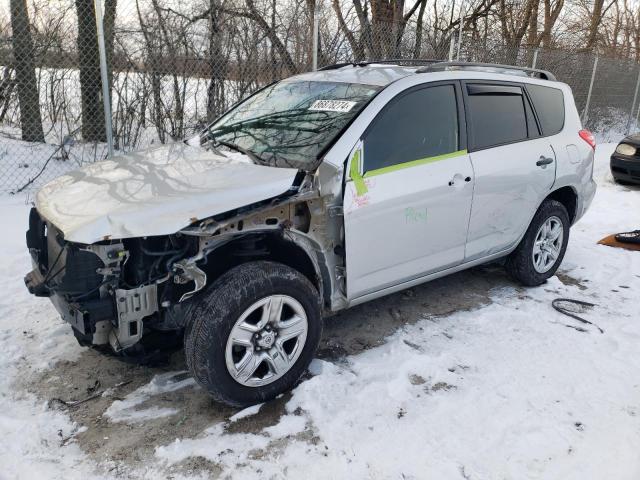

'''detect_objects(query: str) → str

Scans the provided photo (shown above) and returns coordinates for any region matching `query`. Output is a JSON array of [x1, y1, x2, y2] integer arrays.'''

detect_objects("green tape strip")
[[349, 149, 368, 196], [363, 149, 468, 178]]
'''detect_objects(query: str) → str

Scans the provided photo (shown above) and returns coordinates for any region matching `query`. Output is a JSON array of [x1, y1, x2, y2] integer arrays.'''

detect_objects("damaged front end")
[[24, 207, 202, 352], [23, 165, 345, 354]]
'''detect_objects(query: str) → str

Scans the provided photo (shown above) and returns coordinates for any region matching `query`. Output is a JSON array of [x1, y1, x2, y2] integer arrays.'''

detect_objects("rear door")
[[463, 82, 556, 260], [343, 82, 474, 300]]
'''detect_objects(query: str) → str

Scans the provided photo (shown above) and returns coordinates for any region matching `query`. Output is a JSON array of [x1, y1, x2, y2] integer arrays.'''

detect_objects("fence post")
[[626, 66, 640, 135], [312, 2, 319, 71], [582, 55, 598, 126], [94, 0, 114, 157], [531, 48, 539, 69], [448, 36, 455, 61], [456, 0, 464, 60]]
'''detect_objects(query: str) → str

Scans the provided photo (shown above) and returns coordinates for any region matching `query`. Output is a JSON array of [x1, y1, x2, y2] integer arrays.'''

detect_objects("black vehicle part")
[[26, 207, 48, 273], [615, 230, 640, 244], [76, 328, 184, 366], [51, 246, 104, 297], [551, 298, 603, 334], [65, 296, 117, 345], [122, 235, 196, 289], [184, 261, 322, 407], [26, 212, 105, 298]]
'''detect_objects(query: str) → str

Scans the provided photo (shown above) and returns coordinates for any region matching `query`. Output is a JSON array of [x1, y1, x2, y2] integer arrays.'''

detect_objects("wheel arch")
[[198, 231, 328, 307], [545, 186, 578, 224]]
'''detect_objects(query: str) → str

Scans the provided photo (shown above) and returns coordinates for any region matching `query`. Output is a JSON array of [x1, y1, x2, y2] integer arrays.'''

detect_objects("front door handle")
[[448, 174, 472, 186], [536, 156, 554, 166]]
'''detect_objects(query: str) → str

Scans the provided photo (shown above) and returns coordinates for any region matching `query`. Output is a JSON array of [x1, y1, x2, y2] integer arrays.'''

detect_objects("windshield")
[[202, 80, 381, 170]]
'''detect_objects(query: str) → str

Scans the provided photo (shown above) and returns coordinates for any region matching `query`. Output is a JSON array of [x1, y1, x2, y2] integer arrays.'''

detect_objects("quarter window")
[[466, 84, 528, 150], [527, 84, 565, 136], [363, 85, 459, 172]]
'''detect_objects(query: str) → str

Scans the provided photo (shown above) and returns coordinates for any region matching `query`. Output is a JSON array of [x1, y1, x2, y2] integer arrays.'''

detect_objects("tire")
[[505, 199, 570, 287], [183, 261, 322, 407]]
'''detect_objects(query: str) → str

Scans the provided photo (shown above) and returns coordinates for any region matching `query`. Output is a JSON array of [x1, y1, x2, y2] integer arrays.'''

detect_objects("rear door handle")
[[536, 156, 554, 166]]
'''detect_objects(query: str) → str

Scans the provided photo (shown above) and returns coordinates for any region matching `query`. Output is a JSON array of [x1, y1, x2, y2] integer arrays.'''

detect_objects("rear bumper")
[[611, 155, 640, 184]]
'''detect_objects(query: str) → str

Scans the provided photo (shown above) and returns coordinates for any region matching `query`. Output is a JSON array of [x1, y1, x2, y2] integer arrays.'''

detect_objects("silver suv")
[[25, 61, 597, 406]]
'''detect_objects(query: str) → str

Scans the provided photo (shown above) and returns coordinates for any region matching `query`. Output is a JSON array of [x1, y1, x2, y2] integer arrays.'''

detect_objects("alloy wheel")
[[225, 295, 308, 387], [532, 216, 564, 274]]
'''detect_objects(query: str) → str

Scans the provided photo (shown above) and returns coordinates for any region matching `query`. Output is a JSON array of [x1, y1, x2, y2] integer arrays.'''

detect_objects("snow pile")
[[0, 197, 105, 479], [0, 143, 638, 479], [228, 403, 264, 423], [104, 372, 196, 424]]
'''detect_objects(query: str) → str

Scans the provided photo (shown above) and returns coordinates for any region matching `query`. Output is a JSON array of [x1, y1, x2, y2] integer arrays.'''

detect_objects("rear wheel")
[[184, 261, 322, 407], [506, 199, 570, 286]]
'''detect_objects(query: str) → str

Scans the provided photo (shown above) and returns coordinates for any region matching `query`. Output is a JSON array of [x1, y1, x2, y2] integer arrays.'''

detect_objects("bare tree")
[[582, 0, 617, 52], [10, 0, 44, 142], [497, 0, 538, 61]]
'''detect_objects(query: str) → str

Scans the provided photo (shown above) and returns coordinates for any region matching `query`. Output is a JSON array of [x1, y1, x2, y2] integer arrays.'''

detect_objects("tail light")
[[579, 129, 596, 150]]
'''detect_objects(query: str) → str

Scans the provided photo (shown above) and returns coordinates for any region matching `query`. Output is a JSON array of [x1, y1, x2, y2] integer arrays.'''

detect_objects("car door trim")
[[363, 149, 469, 178], [350, 148, 470, 195]]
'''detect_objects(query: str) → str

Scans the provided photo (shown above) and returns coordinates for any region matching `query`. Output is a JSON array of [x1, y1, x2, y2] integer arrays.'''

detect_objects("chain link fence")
[[1, 1, 639, 193]]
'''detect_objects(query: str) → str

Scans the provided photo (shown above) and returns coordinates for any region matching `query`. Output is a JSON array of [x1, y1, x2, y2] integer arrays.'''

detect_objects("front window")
[[202, 80, 380, 170], [363, 84, 459, 172]]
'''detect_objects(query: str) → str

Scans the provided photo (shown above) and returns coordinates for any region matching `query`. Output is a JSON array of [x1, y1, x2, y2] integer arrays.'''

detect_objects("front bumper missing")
[[25, 267, 115, 345], [24, 266, 159, 351]]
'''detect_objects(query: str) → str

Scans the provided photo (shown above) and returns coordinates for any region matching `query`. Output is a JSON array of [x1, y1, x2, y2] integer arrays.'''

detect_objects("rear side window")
[[527, 84, 565, 136], [363, 85, 459, 172], [466, 84, 527, 150]]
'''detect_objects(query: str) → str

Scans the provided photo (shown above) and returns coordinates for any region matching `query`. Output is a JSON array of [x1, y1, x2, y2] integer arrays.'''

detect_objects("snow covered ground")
[[0, 143, 639, 479]]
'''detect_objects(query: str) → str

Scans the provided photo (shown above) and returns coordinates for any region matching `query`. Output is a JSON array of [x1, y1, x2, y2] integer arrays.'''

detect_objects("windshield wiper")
[[215, 140, 267, 165], [198, 131, 228, 157]]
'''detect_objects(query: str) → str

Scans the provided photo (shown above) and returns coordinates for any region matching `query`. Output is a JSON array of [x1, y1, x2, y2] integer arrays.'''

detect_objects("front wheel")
[[506, 199, 570, 286], [184, 261, 322, 407]]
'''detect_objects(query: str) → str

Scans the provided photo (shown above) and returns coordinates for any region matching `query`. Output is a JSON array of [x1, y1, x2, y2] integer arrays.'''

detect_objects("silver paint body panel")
[[35, 143, 298, 244], [328, 70, 596, 306], [343, 150, 474, 299], [464, 138, 556, 260]]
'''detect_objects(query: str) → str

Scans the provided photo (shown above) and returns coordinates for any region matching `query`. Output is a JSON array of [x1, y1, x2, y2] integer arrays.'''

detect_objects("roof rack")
[[318, 59, 440, 71], [415, 61, 556, 81], [317, 59, 556, 81]]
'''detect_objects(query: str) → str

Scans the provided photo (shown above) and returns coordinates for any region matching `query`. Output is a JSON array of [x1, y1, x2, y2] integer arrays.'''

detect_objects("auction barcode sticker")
[[308, 100, 357, 113]]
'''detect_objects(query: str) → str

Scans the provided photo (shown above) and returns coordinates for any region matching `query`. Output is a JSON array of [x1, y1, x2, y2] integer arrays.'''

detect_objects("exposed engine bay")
[[24, 171, 345, 354]]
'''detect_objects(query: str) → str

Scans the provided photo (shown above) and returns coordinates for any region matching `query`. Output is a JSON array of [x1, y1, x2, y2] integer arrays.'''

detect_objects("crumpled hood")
[[35, 143, 299, 244]]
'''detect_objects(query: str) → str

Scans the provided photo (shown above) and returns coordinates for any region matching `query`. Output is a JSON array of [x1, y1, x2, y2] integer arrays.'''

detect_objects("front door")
[[343, 83, 474, 300]]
